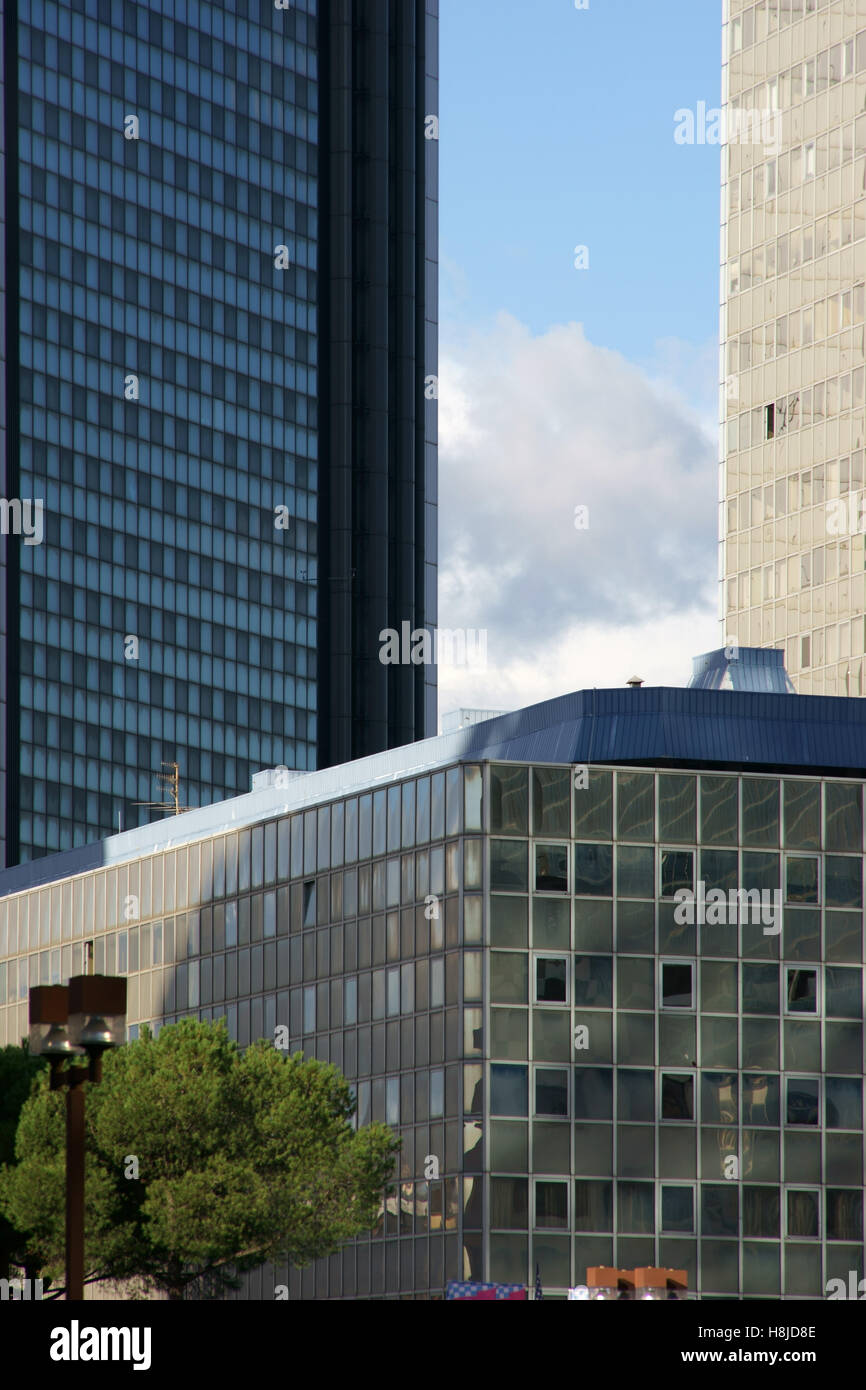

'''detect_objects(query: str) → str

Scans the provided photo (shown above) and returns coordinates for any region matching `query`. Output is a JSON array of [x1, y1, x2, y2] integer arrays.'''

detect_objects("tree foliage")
[[0, 1044, 48, 1278], [0, 1019, 399, 1299]]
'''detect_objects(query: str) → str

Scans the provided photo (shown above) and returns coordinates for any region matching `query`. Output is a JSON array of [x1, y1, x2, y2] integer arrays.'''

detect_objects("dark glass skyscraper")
[[0, 0, 437, 866]]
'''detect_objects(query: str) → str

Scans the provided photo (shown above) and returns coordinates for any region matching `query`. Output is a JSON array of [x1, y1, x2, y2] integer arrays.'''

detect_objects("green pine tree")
[[0, 1019, 399, 1299]]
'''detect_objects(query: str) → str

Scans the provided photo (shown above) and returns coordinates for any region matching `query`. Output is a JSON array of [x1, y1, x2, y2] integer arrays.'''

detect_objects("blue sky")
[[440, 0, 722, 382], [436, 1, 725, 714]]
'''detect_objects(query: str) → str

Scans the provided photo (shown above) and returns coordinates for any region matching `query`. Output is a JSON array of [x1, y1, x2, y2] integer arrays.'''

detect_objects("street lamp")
[[586, 1265, 633, 1300], [584, 1265, 689, 1301], [66, 974, 127, 1081], [28, 975, 127, 1300]]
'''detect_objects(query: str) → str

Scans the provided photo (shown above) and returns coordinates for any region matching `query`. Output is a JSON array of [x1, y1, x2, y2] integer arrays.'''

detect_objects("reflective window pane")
[[535, 844, 568, 893], [573, 1067, 613, 1120], [742, 779, 780, 847], [701, 776, 739, 845], [661, 1186, 694, 1233], [786, 968, 817, 1013], [743, 963, 779, 1014], [574, 1180, 612, 1232], [786, 856, 818, 903], [825, 856, 862, 908], [491, 841, 528, 892], [617, 956, 654, 1010], [616, 845, 654, 899], [658, 775, 696, 844], [743, 1186, 780, 1238], [532, 768, 571, 836], [700, 848, 739, 893], [783, 781, 820, 850], [661, 851, 693, 897], [573, 770, 612, 840], [702, 1184, 739, 1237], [573, 955, 612, 1007], [536, 957, 567, 1004], [535, 1068, 568, 1117], [825, 783, 862, 853], [661, 1074, 694, 1120], [617, 1181, 654, 1234], [535, 1181, 568, 1230], [701, 959, 738, 1012], [491, 1064, 528, 1117], [574, 843, 613, 896], [490, 766, 528, 835], [787, 1190, 819, 1239], [532, 898, 570, 949], [617, 772, 655, 841], [826, 1077, 863, 1130], [787, 1077, 820, 1126], [701, 1073, 738, 1125], [825, 966, 862, 1019], [662, 961, 693, 1008], [490, 1177, 528, 1230], [826, 1190, 863, 1241], [742, 1073, 780, 1126]]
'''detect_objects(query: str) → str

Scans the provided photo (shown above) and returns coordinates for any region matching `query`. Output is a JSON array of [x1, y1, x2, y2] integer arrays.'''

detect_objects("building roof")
[[3, 669, 866, 898], [687, 645, 796, 694]]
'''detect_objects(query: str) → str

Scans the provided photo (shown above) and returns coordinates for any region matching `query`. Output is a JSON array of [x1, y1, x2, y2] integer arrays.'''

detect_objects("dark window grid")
[[26, 170, 319, 249], [20, 14, 306, 69]]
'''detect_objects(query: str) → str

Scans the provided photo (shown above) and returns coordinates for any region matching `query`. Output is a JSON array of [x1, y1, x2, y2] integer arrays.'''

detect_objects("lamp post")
[[28, 975, 127, 1301], [583, 1265, 689, 1301]]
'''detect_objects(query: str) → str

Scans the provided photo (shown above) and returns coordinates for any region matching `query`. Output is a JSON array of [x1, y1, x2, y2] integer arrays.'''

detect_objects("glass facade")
[[11, 0, 319, 861], [2, 0, 438, 866], [0, 757, 862, 1298], [485, 763, 864, 1299], [721, 0, 866, 696]]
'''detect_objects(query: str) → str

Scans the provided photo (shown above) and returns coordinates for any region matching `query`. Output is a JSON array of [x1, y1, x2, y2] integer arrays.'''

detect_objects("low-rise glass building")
[[0, 659, 863, 1298]]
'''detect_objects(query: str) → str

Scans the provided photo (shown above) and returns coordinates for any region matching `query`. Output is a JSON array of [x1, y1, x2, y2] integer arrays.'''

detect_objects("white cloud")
[[437, 314, 720, 717]]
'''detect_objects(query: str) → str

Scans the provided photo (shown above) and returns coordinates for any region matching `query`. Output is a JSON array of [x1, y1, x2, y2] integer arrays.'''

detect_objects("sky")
[[436, 0, 726, 718]]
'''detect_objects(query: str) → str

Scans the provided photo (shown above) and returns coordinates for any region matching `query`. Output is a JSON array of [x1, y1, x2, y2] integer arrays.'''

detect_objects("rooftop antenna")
[[133, 761, 190, 817]]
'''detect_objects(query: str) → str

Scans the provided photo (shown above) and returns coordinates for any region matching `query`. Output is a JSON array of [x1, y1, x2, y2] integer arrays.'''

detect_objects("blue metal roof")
[[456, 684, 866, 773], [3, 663, 866, 898]]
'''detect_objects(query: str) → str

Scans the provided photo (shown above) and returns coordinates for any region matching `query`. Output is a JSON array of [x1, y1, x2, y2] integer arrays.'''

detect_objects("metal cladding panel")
[[0, 840, 103, 896], [689, 646, 796, 694], [459, 687, 866, 774]]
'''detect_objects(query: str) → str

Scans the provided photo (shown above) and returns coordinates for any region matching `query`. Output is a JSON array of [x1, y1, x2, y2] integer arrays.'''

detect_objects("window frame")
[[534, 841, 570, 894], [659, 957, 696, 1011], [534, 952, 570, 1007], [660, 1071, 696, 1123], [784, 965, 820, 1016]]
